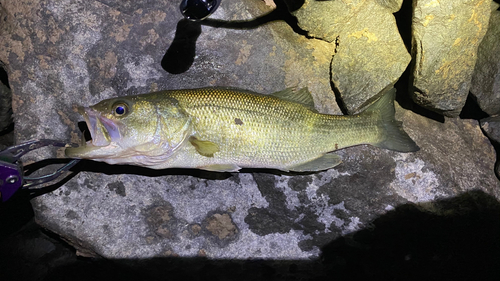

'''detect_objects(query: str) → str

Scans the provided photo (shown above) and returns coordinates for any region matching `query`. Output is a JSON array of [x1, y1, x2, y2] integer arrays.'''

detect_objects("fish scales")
[[65, 86, 419, 172], [167, 89, 356, 165]]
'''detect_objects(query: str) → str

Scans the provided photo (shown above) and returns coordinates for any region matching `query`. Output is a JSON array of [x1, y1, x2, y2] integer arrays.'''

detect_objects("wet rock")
[[410, 0, 492, 117], [0, 0, 499, 261], [470, 2, 500, 116], [287, 0, 411, 113]]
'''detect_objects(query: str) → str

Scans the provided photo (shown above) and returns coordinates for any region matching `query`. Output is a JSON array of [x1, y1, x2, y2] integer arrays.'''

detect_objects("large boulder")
[[286, 0, 411, 114], [0, 0, 498, 262], [470, 2, 500, 116], [409, 0, 493, 117]]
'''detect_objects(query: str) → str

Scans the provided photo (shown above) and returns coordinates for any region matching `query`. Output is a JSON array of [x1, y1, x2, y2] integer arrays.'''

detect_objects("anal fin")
[[288, 153, 342, 172], [200, 164, 241, 172]]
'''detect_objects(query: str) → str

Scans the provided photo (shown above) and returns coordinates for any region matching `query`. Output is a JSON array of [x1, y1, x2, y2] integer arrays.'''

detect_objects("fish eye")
[[113, 103, 128, 117]]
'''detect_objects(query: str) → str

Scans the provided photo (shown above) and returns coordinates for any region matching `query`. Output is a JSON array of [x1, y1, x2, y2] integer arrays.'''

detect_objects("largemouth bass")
[[65, 86, 419, 172]]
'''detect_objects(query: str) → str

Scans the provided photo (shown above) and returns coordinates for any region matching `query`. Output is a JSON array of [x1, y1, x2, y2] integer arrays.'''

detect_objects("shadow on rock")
[[43, 257, 319, 281], [201, 0, 306, 34], [20, 158, 84, 200], [6, 157, 232, 200], [161, 19, 202, 74], [395, 58, 445, 123], [321, 190, 500, 281], [63, 159, 233, 181], [459, 93, 490, 120], [161, 0, 308, 74], [3, 190, 494, 281]]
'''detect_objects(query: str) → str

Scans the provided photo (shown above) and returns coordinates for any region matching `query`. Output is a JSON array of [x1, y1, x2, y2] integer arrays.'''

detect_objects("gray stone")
[[480, 116, 500, 179], [481, 116, 500, 143], [286, 0, 411, 114], [470, 2, 500, 116], [410, 0, 492, 117], [0, 0, 499, 260], [395, 107, 500, 202]]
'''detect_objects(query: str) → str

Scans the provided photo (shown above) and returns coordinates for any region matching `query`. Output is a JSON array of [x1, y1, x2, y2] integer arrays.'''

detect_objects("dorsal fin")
[[271, 87, 317, 112]]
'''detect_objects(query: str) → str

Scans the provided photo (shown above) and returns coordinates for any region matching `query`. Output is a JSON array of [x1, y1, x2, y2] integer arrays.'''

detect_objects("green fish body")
[[65, 86, 418, 172]]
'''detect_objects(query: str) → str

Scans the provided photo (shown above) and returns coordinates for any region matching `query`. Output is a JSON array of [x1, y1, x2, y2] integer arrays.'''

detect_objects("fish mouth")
[[65, 107, 120, 158]]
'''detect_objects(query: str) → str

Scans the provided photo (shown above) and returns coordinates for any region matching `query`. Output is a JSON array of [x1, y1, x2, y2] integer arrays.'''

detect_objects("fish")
[[65, 86, 419, 172]]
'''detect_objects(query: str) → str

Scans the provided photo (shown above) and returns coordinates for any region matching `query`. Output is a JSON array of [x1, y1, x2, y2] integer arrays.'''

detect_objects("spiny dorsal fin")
[[271, 87, 317, 112], [189, 136, 219, 157]]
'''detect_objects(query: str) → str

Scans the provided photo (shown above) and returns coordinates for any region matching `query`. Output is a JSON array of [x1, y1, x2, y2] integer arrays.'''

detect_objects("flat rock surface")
[[0, 0, 499, 260]]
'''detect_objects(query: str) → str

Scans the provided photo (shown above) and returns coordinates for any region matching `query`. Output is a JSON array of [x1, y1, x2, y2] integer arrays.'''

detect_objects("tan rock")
[[288, 0, 410, 113], [410, 0, 492, 117]]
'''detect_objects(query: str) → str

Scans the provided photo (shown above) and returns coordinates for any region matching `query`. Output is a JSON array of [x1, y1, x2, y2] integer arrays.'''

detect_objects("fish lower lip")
[[65, 142, 102, 158]]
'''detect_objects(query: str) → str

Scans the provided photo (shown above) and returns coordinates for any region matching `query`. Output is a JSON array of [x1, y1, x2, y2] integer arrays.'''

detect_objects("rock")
[[395, 107, 500, 202], [470, 2, 500, 116], [286, 0, 411, 113], [0, 4, 13, 135], [1, 0, 499, 261], [410, 0, 492, 117], [481, 116, 500, 144], [321, 190, 500, 281], [376, 0, 405, 13], [480, 116, 500, 179], [0, 80, 11, 132], [0, 64, 13, 150], [0, 219, 77, 281]]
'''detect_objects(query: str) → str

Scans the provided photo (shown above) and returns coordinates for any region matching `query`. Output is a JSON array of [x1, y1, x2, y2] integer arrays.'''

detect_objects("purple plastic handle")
[[0, 161, 23, 202]]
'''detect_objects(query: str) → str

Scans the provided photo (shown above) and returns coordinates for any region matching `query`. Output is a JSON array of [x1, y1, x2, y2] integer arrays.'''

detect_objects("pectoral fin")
[[200, 164, 241, 172], [189, 136, 219, 157], [288, 153, 342, 172]]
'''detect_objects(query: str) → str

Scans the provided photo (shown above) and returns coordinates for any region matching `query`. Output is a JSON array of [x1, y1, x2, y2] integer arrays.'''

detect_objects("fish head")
[[65, 94, 191, 165]]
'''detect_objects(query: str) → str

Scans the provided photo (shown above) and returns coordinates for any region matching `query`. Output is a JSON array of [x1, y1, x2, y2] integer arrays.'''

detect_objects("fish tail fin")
[[362, 87, 419, 152]]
